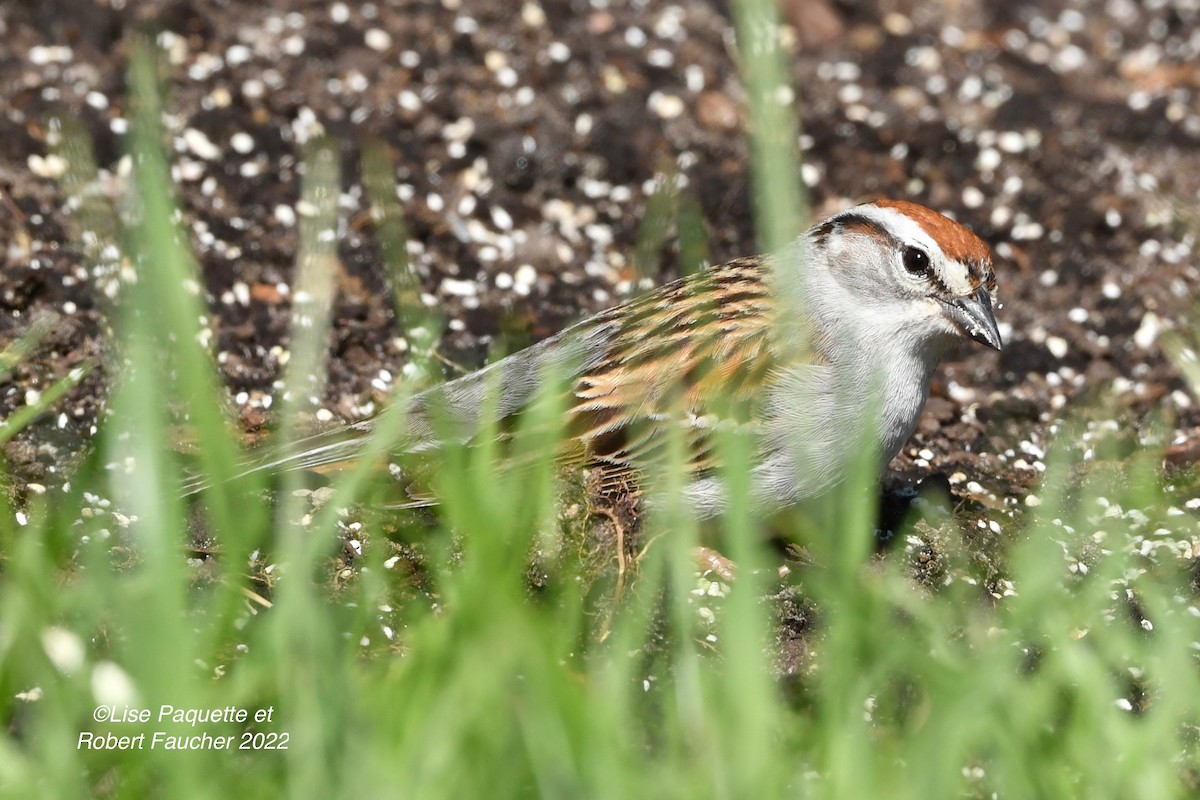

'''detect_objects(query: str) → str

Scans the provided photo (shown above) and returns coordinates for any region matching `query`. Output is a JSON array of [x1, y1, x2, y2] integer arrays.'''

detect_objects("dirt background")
[[1, 0, 1199, 524]]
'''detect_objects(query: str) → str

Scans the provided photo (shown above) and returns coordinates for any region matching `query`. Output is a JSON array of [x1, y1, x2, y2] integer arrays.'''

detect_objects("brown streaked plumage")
[[563, 255, 791, 488], [188, 200, 1002, 517]]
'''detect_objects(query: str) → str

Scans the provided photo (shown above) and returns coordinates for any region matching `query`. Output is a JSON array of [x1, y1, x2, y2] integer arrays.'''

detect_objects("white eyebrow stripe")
[[846, 204, 944, 257]]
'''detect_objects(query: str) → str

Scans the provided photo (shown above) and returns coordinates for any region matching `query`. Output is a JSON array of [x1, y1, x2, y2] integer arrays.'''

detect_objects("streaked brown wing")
[[563, 256, 781, 482]]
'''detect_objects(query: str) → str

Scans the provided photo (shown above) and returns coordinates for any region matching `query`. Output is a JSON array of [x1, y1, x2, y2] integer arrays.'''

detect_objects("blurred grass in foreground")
[[2, 16, 1200, 800]]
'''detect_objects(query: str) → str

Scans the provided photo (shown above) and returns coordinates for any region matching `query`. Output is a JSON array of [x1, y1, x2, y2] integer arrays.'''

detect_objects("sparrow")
[[199, 199, 1001, 517]]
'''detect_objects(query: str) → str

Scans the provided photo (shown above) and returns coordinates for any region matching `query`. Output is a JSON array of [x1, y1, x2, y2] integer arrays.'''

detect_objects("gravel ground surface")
[[2, 1, 1199, 593]]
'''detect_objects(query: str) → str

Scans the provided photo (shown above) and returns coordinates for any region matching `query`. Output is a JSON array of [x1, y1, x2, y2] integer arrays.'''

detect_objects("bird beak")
[[941, 287, 1002, 350]]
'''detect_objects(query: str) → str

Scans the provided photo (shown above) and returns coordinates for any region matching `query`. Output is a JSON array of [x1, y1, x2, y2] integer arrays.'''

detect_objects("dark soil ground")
[[2, 0, 1199, 640]]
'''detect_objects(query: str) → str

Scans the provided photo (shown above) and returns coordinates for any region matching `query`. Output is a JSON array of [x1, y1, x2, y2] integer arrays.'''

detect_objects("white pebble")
[[1011, 221, 1044, 240], [514, 264, 538, 287], [647, 48, 674, 69], [29, 45, 74, 65], [274, 204, 297, 227], [226, 44, 252, 65], [365, 28, 393, 52], [648, 91, 684, 119], [28, 153, 67, 178], [1133, 312, 1160, 349], [440, 278, 478, 297], [1054, 45, 1088, 72], [232, 281, 250, 305], [242, 79, 265, 99], [547, 42, 571, 62], [962, 186, 985, 208], [490, 206, 513, 231], [442, 117, 475, 142], [997, 131, 1026, 153], [521, 2, 546, 27], [398, 90, 421, 111], [976, 147, 1002, 172], [230, 132, 255, 154], [182, 128, 222, 160], [41, 627, 85, 673], [946, 381, 975, 404]]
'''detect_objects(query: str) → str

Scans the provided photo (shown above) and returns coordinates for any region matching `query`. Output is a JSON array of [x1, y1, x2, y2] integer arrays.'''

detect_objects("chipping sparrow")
[[206, 199, 1001, 516]]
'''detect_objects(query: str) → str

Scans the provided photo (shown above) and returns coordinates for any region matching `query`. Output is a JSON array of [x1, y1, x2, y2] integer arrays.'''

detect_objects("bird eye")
[[902, 246, 930, 276]]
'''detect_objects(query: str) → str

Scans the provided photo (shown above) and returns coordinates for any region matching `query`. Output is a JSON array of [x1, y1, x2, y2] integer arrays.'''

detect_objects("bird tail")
[[182, 324, 603, 497], [179, 417, 391, 497]]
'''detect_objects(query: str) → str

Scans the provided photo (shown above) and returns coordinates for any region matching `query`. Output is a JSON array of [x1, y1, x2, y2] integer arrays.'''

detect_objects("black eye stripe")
[[901, 246, 955, 295], [813, 214, 990, 297], [929, 272, 951, 296]]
